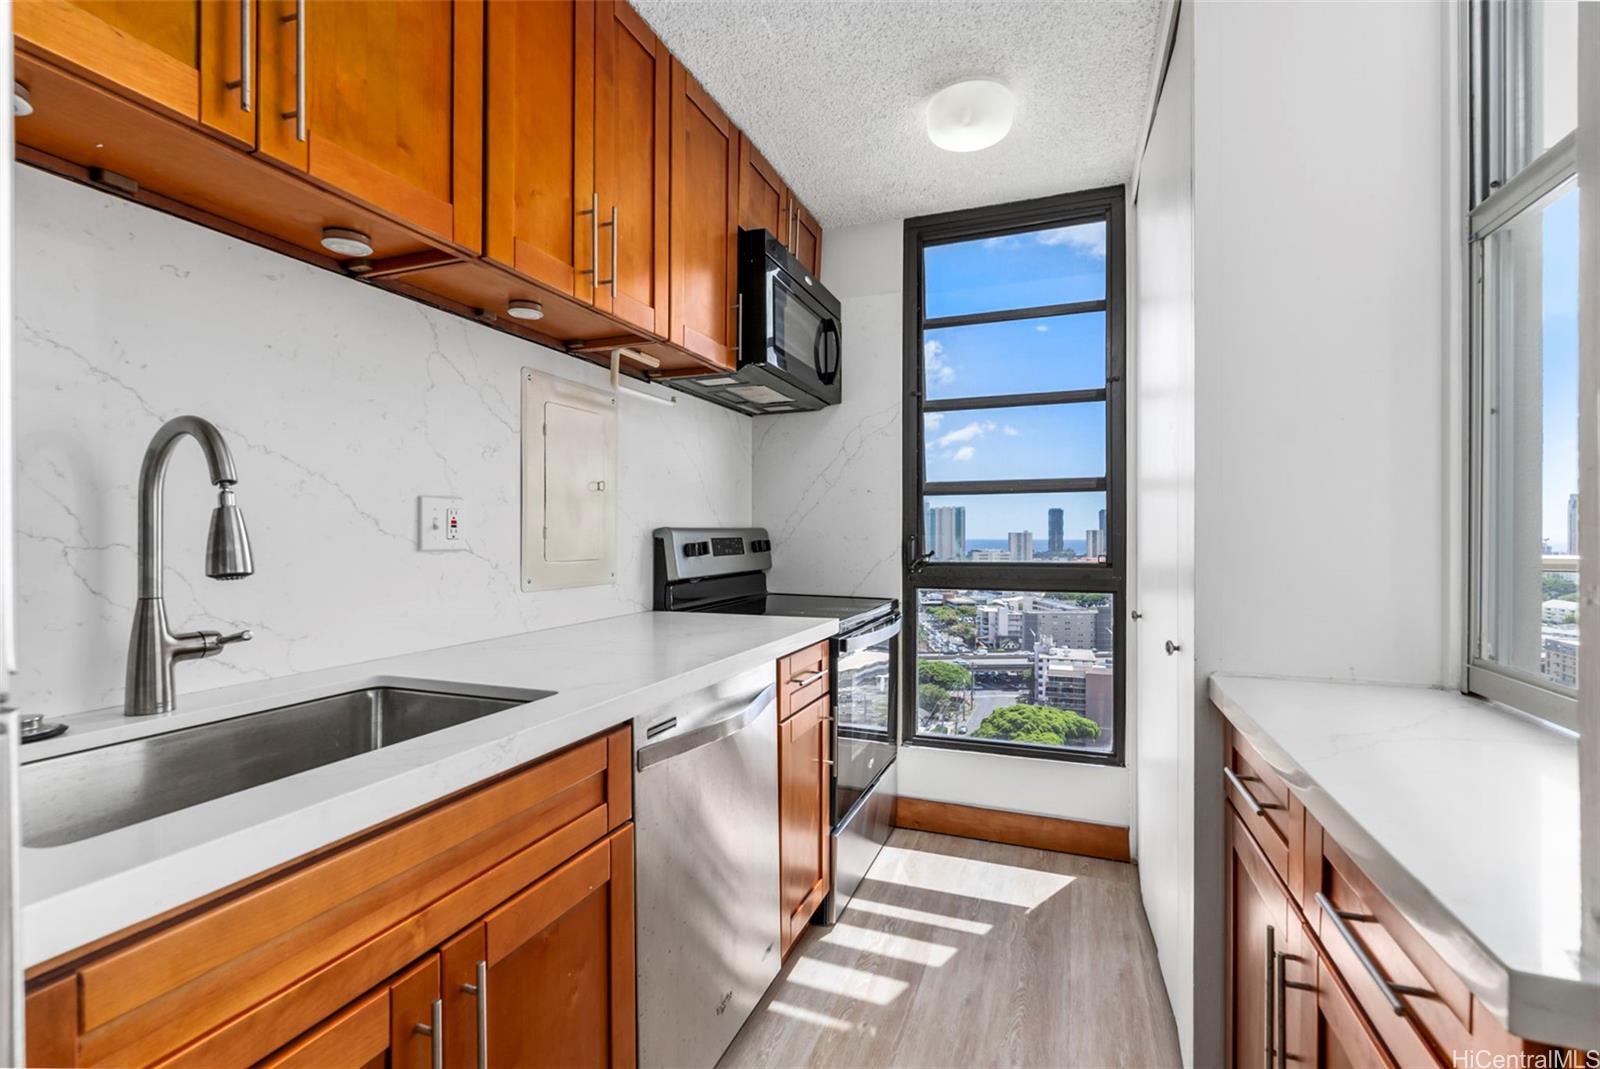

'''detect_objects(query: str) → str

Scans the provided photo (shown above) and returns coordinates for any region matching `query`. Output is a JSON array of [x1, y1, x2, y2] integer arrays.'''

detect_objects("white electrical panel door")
[[522, 369, 617, 589]]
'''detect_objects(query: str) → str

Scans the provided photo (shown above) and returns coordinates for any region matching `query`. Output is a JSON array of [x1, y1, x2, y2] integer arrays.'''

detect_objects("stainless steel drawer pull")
[[462, 960, 488, 1069], [788, 669, 827, 688], [414, 998, 443, 1069], [279, 0, 305, 141], [1263, 925, 1276, 1069], [1275, 949, 1313, 1069], [224, 0, 253, 113], [1314, 892, 1432, 1015], [1223, 765, 1277, 816]]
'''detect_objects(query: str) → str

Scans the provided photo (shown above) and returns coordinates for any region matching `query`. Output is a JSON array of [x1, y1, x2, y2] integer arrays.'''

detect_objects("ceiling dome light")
[[925, 79, 1015, 153], [506, 300, 545, 322], [319, 227, 374, 258]]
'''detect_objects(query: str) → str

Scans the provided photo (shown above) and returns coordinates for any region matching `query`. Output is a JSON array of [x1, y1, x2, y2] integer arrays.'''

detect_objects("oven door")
[[753, 264, 842, 405], [831, 613, 900, 817]]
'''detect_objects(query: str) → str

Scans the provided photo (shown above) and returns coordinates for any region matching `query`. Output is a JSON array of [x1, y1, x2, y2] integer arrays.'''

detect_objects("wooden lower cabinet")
[[23, 726, 634, 1069], [778, 696, 829, 957]]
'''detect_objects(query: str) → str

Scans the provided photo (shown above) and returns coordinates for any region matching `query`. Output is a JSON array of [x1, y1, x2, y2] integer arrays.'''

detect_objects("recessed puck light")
[[13, 82, 32, 118], [506, 300, 545, 322], [320, 227, 374, 258]]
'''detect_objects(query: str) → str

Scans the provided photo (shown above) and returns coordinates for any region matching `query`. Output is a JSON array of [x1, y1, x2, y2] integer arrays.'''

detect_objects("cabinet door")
[[484, 0, 594, 298], [789, 195, 823, 276], [779, 697, 829, 956], [259, 0, 482, 249], [15, 0, 253, 142], [594, 0, 669, 334], [481, 826, 635, 1069], [669, 59, 739, 369], [1299, 937, 1395, 1069], [1228, 811, 1290, 1069], [261, 955, 441, 1069], [738, 132, 786, 239]]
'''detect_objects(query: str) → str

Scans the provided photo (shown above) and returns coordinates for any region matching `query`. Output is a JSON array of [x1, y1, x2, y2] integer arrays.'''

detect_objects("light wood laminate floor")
[[720, 829, 1182, 1069]]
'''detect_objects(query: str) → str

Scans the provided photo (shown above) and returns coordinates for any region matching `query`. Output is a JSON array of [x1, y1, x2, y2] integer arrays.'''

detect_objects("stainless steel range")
[[652, 527, 900, 926]]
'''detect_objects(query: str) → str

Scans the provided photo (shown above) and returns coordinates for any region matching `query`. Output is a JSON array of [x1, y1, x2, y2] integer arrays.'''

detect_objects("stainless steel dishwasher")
[[634, 664, 780, 1069]]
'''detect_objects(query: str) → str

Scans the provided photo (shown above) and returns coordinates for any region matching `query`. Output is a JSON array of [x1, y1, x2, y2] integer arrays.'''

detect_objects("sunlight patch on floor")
[[785, 956, 910, 1006], [868, 844, 1076, 909], [764, 1000, 856, 1033], [819, 922, 959, 966], [845, 896, 994, 935]]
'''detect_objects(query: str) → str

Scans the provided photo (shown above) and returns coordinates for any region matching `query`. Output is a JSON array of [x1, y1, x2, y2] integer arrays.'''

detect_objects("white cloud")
[[1035, 324, 1049, 332], [949, 445, 975, 462], [1002, 425, 1020, 437], [935, 420, 996, 449], [924, 340, 955, 385], [1035, 225, 1106, 258], [924, 412, 945, 429]]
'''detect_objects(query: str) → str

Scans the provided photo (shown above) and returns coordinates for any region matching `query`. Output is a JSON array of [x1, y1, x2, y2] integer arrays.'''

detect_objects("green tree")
[[918, 660, 973, 691], [927, 606, 961, 626], [1544, 574, 1579, 600], [949, 622, 977, 644], [973, 703, 1101, 745]]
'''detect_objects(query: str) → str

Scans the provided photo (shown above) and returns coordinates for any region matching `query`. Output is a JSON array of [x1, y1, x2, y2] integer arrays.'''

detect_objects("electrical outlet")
[[418, 496, 466, 552]]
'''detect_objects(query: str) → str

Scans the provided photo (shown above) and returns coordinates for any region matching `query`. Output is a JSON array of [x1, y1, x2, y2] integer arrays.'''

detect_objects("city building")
[[1543, 599, 1579, 625], [925, 505, 966, 560], [1032, 646, 1115, 733], [1542, 636, 1579, 689], [969, 548, 1011, 562], [1031, 607, 1098, 650], [1094, 602, 1115, 652], [1047, 508, 1065, 556], [1570, 492, 1580, 556], [1007, 531, 1034, 561]]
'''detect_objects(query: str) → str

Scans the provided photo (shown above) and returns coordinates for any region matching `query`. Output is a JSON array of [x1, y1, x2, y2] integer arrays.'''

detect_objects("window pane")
[[924, 222, 1106, 318], [924, 404, 1105, 483], [1511, 0, 1577, 171], [915, 588, 1115, 755], [924, 313, 1106, 400], [1479, 180, 1578, 688], [923, 492, 1107, 563]]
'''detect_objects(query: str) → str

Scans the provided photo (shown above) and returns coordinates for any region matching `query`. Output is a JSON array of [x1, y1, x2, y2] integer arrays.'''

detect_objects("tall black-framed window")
[[901, 186, 1126, 766]]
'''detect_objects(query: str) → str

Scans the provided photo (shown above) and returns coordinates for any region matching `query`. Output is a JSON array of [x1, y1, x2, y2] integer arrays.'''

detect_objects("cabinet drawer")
[[1225, 724, 1300, 887], [36, 725, 631, 1069], [779, 640, 830, 721]]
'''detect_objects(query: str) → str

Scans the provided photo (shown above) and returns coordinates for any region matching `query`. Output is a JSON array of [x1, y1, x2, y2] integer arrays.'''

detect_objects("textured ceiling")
[[631, 0, 1165, 229]]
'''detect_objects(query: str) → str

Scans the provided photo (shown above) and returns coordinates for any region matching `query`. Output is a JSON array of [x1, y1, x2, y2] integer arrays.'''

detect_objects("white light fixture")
[[320, 227, 374, 258], [506, 300, 545, 322], [925, 79, 1015, 153], [13, 82, 32, 118]]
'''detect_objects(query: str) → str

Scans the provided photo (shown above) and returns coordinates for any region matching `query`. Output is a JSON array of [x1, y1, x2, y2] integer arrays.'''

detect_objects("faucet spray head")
[[205, 487, 254, 580]]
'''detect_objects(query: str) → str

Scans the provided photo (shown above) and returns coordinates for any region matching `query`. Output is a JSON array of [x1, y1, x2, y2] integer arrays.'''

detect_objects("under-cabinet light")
[[506, 300, 545, 322], [320, 227, 374, 258]]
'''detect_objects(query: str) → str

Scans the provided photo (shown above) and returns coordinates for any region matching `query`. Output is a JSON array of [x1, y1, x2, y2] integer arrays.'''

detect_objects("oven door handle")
[[840, 614, 902, 653]]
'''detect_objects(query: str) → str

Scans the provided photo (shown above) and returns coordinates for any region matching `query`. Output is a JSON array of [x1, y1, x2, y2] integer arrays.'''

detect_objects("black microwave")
[[667, 229, 842, 415]]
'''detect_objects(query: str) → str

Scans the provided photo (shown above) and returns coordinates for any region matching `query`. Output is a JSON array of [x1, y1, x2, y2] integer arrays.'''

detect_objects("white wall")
[[1130, 4, 1451, 1065], [752, 219, 1134, 828], [13, 166, 753, 716]]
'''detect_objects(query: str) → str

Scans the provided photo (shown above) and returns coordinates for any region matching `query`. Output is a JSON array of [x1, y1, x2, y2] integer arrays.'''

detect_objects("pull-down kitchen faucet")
[[124, 416, 256, 716]]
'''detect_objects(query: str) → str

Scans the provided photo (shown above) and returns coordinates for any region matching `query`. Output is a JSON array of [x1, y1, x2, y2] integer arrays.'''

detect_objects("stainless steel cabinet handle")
[[1263, 925, 1276, 1069], [414, 998, 443, 1069], [1314, 892, 1431, 1015], [733, 292, 742, 360], [461, 960, 488, 1069], [1223, 765, 1270, 816], [280, 0, 305, 141], [598, 204, 614, 294], [788, 669, 827, 688], [579, 193, 599, 289], [1275, 948, 1313, 1069], [224, 0, 253, 112]]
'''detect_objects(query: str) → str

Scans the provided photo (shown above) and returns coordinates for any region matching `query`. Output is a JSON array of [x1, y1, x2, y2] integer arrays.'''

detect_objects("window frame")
[[1464, 0, 1580, 730], [900, 186, 1128, 766]]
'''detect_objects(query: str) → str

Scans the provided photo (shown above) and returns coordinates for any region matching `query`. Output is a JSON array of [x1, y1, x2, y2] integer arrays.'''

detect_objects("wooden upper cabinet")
[[669, 59, 739, 369], [594, 0, 669, 335], [258, 0, 483, 251], [485, 0, 594, 300], [14, 0, 254, 143], [738, 132, 786, 240], [789, 195, 823, 276], [778, 696, 829, 957]]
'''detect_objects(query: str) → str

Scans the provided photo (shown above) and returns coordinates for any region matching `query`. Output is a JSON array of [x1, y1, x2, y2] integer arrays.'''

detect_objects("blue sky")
[[1542, 186, 1579, 551], [922, 223, 1108, 538]]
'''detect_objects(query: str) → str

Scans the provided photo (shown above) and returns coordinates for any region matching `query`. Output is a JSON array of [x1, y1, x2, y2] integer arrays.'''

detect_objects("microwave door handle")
[[817, 319, 841, 384]]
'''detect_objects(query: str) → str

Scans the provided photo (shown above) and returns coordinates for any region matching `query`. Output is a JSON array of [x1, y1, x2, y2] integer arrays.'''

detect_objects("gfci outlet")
[[418, 496, 466, 552]]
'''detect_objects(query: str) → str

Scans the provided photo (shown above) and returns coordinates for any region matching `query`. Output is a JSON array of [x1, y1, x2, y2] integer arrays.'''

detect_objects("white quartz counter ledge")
[[1209, 674, 1598, 1049], [22, 610, 837, 968]]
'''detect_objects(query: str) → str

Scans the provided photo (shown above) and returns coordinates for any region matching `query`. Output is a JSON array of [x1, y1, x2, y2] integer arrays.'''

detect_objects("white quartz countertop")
[[1209, 674, 1598, 1049], [21, 610, 837, 969]]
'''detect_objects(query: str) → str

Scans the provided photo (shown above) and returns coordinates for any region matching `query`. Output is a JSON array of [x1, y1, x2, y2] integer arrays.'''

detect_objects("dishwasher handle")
[[636, 683, 776, 772]]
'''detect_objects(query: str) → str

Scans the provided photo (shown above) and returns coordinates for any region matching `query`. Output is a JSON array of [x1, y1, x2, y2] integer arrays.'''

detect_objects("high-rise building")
[[925, 505, 966, 560], [1570, 492, 1580, 555], [1084, 508, 1109, 560], [1047, 508, 1064, 556], [1007, 530, 1034, 561]]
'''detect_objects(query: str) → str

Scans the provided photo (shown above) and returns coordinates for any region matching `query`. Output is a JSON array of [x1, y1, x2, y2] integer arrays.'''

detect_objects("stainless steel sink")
[[21, 684, 553, 848]]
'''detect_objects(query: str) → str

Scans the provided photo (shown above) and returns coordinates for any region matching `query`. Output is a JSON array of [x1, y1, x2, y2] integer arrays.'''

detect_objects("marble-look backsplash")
[[13, 166, 752, 716]]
